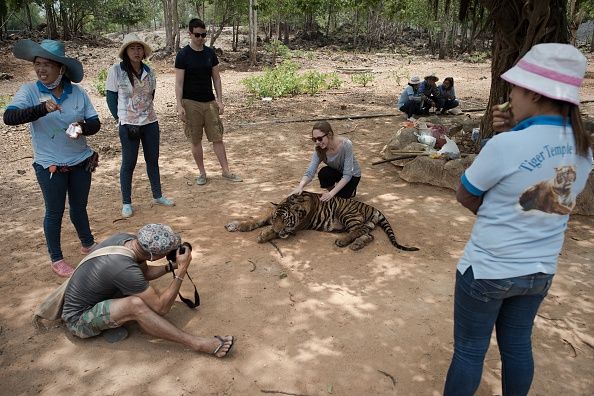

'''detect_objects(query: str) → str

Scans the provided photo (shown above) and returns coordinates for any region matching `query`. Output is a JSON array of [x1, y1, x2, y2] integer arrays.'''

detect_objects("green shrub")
[[242, 60, 302, 98], [264, 39, 291, 62], [301, 70, 327, 95], [326, 73, 343, 89], [351, 72, 374, 87], [94, 68, 108, 96], [243, 62, 344, 99], [0, 95, 12, 111]]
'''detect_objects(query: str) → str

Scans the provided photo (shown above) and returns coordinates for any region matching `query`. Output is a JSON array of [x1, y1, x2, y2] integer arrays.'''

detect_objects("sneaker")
[[196, 174, 207, 185], [407, 116, 416, 122], [222, 172, 243, 182], [122, 204, 133, 218], [153, 196, 175, 206], [51, 259, 75, 277], [80, 242, 97, 255]]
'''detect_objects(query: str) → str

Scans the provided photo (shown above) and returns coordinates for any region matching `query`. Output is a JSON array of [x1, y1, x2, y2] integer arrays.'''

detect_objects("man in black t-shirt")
[[62, 223, 234, 357], [175, 18, 242, 186]]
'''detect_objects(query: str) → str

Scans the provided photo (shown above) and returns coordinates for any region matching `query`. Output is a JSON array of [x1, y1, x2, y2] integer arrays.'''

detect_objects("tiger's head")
[[554, 166, 577, 191], [270, 193, 315, 238]]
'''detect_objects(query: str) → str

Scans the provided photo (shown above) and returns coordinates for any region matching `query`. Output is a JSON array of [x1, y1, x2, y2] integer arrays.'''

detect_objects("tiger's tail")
[[376, 210, 419, 251]]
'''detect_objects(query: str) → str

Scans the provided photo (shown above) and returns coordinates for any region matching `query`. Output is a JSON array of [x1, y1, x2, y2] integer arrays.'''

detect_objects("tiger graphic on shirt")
[[519, 165, 577, 215]]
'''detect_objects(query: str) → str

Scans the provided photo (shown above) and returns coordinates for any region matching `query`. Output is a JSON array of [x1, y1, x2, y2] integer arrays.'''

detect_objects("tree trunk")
[[25, 3, 32, 30], [173, 0, 179, 50], [45, 0, 58, 39], [479, 0, 569, 140], [249, 0, 258, 65], [162, 0, 175, 52], [59, 2, 70, 40]]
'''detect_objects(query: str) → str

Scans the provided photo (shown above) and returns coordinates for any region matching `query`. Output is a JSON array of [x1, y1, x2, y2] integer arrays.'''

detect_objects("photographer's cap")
[[137, 224, 181, 256], [501, 43, 587, 105]]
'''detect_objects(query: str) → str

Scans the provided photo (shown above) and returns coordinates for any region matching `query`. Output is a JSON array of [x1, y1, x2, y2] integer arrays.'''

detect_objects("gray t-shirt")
[[62, 233, 149, 323], [304, 138, 362, 181]]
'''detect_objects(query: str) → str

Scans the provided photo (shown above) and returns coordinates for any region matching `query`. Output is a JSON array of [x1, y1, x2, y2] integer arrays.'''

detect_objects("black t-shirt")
[[174, 45, 219, 102], [61, 233, 149, 323]]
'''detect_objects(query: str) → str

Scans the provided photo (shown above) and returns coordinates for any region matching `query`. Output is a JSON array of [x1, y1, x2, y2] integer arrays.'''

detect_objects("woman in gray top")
[[291, 121, 361, 200]]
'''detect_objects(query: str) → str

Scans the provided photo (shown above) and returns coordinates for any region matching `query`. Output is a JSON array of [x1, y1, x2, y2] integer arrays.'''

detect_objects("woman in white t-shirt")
[[106, 34, 174, 218], [444, 44, 593, 395]]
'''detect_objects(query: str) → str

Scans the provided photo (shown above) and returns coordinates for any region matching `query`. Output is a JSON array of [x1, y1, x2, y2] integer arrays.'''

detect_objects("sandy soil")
[[0, 35, 593, 395]]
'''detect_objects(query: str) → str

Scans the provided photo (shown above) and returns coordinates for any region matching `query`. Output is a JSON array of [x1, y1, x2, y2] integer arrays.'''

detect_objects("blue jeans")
[[437, 98, 459, 111], [33, 161, 94, 262], [444, 267, 553, 396], [119, 121, 163, 204]]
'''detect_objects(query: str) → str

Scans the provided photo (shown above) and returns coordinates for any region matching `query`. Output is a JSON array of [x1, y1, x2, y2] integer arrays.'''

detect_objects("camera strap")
[[171, 268, 200, 308]]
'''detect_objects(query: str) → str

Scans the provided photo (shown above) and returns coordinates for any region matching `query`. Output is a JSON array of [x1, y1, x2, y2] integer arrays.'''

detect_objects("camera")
[[166, 241, 192, 263]]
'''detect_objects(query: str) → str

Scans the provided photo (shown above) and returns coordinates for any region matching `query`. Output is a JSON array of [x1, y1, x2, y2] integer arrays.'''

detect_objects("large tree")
[[454, 0, 570, 138]]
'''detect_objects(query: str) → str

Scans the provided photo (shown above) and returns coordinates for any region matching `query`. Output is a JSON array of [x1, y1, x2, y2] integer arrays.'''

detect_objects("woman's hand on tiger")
[[320, 192, 335, 202], [290, 187, 303, 196]]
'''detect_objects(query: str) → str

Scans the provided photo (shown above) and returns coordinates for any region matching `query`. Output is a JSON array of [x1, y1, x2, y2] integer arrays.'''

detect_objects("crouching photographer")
[[59, 223, 234, 357]]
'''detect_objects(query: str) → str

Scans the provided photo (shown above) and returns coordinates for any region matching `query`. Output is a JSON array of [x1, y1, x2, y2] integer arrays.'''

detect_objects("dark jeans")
[[119, 121, 162, 204], [33, 161, 94, 262], [399, 101, 431, 118], [444, 267, 553, 396], [318, 166, 360, 198], [438, 98, 460, 111]]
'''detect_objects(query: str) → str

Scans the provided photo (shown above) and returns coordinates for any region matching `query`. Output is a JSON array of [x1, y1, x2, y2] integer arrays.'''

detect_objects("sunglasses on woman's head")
[[311, 134, 327, 142], [193, 32, 207, 38]]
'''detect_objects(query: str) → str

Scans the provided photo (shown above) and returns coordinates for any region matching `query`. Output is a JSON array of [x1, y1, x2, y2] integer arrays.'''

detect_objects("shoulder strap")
[[32, 245, 137, 328], [77, 245, 135, 268]]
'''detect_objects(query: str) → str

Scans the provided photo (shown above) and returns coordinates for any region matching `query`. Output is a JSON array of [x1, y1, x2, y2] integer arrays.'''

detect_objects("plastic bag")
[[65, 123, 82, 138], [437, 136, 460, 159]]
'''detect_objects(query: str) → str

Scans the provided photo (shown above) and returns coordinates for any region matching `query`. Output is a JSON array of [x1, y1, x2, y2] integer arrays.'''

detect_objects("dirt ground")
[[0, 33, 593, 396]]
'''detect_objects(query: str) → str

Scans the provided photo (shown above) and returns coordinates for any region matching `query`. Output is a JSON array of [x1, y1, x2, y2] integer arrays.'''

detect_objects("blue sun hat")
[[137, 224, 181, 256], [12, 39, 84, 83]]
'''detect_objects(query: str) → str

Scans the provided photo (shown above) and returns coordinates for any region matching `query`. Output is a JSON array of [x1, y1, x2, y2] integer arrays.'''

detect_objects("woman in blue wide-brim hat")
[[3, 39, 102, 278]]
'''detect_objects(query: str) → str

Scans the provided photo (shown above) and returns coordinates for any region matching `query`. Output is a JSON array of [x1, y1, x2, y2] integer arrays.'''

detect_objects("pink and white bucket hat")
[[501, 43, 587, 105]]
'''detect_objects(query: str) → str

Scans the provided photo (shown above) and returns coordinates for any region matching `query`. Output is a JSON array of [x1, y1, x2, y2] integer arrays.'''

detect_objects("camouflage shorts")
[[65, 300, 121, 338]]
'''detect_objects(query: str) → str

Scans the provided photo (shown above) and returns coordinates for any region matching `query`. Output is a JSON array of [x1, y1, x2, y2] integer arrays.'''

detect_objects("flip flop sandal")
[[103, 327, 128, 343], [213, 335, 234, 357]]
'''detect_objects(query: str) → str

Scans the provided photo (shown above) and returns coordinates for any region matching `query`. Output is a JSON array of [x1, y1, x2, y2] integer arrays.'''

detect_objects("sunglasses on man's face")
[[192, 32, 207, 38], [311, 134, 327, 143]]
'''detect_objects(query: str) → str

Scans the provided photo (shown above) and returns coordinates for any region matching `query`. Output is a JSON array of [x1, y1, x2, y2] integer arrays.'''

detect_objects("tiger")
[[225, 191, 419, 251], [519, 165, 577, 215]]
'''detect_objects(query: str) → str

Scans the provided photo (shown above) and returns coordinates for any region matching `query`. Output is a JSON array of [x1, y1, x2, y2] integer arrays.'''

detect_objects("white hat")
[[118, 33, 152, 60], [409, 76, 421, 85], [501, 43, 586, 105]]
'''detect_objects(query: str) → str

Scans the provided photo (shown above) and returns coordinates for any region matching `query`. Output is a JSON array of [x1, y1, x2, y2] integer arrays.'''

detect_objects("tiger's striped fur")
[[225, 191, 418, 251]]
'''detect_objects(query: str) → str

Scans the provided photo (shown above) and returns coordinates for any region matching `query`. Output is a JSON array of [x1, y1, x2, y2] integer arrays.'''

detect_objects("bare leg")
[[109, 296, 233, 357], [191, 142, 207, 176], [212, 141, 231, 174]]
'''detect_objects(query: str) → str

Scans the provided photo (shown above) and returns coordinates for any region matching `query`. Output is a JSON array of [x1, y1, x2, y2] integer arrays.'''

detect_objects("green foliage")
[[242, 61, 344, 99], [94, 68, 108, 96], [264, 39, 291, 60], [301, 70, 328, 95], [242, 60, 302, 99], [351, 72, 374, 87], [387, 69, 409, 85], [465, 51, 490, 63], [326, 72, 343, 89], [0, 95, 13, 112]]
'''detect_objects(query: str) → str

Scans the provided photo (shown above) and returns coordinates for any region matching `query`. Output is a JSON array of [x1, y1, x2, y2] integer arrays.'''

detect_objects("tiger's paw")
[[334, 238, 351, 248], [225, 221, 240, 232]]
